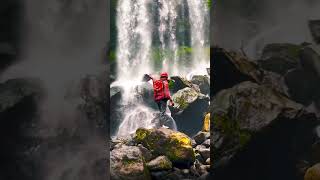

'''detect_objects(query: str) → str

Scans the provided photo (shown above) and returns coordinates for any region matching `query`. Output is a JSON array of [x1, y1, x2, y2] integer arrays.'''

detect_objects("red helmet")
[[160, 72, 168, 78]]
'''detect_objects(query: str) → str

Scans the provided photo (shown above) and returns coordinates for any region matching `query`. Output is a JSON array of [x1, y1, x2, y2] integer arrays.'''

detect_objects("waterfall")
[[187, 0, 210, 77], [113, 0, 209, 137]]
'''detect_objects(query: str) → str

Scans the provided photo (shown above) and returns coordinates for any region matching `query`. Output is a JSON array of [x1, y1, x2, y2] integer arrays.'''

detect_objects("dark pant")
[[156, 99, 168, 116], [153, 99, 173, 128]]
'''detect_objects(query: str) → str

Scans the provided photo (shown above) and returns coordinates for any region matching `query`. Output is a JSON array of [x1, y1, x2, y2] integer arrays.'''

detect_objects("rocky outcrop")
[[110, 145, 152, 180], [110, 127, 211, 180], [211, 76, 319, 180], [134, 128, 195, 166]]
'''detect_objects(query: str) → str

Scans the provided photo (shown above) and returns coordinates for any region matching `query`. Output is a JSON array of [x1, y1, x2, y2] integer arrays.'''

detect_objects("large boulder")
[[170, 87, 209, 136], [134, 128, 195, 166], [258, 43, 302, 75], [211, 81, 320, 180], [211, 47, 263, 95], [0, 78, 44, 180], [110, 145, 152, 180], [191, 75, 210, 95], [309, 20, 320, 44]]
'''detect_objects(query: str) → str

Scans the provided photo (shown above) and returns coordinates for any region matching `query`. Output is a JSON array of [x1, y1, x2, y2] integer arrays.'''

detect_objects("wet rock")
[[300, 45, 320, 78], [195, 153, 205, 164], [150, 171, 170, 180], [134, 128, 195, 166], [147, 156, 172, 171], [285, 68, 319, 105], [259, 43, 302, 75], [191, 75, 210, 95], [193, 131, 208, 145], [110, 145, 151, 180], [191, 139, 197, 148], [199, 148, 210, 161], [170, 76, 194, 93], [198, 165, 210, 175], [309, 20, 320, 44], [170, 87, 209, 136], [202, 139, 210, 148], [205, 158, 210, 165], [304, 163, 320, 180]]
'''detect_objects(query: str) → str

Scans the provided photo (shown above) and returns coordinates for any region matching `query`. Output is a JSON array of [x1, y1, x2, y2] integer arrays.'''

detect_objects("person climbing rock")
[[144, 72, 175, 129]]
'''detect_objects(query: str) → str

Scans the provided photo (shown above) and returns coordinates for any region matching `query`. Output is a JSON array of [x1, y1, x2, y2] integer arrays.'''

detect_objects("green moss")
[[174, 95, 189, 109], [213, 113, 252, 148]]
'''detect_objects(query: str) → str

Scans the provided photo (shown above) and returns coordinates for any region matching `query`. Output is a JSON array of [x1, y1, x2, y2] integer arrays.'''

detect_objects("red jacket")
[[152, 79, 171, 101]]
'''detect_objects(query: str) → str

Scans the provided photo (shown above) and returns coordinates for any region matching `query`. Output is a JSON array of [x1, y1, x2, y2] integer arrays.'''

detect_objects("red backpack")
[[153, 80, 170, 101]]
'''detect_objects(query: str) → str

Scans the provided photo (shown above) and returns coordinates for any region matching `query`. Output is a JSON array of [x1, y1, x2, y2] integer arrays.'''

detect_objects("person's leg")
[[158, 99, 168, 127]]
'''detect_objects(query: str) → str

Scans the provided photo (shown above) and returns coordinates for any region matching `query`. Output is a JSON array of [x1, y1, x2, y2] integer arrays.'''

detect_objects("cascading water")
[[113, 0, 210, 137], [187, 0, 210, 77]]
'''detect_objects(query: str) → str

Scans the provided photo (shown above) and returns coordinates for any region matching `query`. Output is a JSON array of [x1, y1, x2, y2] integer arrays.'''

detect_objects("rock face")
[[211, 47, 262, 95], [211, 81, 319, 180], [170, 87, 209, 136], [110, 145, 151, 180], [309, 20, 320, 44], [134, 128, 195, 166]]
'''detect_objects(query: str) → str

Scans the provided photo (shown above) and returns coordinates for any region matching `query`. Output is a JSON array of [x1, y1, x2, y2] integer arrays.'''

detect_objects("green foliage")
[[207, 0, 212, 9]]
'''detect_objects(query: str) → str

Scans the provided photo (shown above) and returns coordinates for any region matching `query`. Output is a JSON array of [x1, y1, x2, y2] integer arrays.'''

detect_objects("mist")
[[1, 0, 107, 179], [212, 0, 320, 58]]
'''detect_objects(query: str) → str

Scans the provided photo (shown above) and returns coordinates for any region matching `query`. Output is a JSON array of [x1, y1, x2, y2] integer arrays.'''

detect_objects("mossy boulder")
[[305, 163, 320, 180], [110, 144, 152, 180], [172, 87, 200, 110], [147, 156, 172, 171], [134, 128, 195, 166], [170, 87, 209, 136]]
